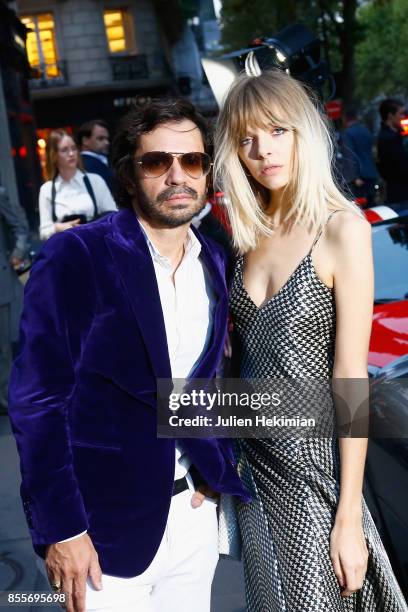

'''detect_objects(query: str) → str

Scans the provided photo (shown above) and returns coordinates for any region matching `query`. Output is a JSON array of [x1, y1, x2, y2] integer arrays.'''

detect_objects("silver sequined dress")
[[229, 218, 408, 612]]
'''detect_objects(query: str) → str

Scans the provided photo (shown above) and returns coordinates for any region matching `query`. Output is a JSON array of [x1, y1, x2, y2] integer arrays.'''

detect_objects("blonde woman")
[[215, 70, 407, 611], [39, 130, 116, 240]]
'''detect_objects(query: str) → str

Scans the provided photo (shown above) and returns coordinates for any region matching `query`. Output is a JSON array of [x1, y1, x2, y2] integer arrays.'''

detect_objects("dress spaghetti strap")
[[309, 209, 342, 255]]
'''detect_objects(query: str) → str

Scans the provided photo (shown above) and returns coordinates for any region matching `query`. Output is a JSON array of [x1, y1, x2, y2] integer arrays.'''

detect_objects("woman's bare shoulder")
[[326, 209, 371, 249]]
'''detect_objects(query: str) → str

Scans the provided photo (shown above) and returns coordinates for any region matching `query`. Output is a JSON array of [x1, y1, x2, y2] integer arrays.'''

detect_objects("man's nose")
[[165, 157, 187, 184]]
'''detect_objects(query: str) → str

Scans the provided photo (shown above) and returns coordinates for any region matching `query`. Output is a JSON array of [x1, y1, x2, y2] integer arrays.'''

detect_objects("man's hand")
[[191, 485, 219, 509], [9, 255, 23, 269], [45, 533, 102, 612]]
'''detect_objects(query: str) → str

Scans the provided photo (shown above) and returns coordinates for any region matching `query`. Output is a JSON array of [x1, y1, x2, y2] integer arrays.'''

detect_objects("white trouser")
[[41, 476, 219, 612]]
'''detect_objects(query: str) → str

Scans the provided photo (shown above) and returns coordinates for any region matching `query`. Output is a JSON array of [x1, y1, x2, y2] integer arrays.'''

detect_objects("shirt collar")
[[55, 169, 84, 189], [136, 217, 201, 271]]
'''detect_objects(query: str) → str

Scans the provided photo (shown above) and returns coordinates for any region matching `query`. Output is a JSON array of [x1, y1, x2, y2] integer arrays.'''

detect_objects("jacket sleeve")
[[0, 186, 29, 257], [8, 231, 96, 545]]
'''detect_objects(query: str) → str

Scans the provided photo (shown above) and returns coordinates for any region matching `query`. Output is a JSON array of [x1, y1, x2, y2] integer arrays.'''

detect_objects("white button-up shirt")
[[139, 220, 216, 479], [39, 169, 117, 240]]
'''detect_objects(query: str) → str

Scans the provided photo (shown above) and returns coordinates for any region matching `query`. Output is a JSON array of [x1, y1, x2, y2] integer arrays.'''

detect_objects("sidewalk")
[[0, 416, 245, 612]]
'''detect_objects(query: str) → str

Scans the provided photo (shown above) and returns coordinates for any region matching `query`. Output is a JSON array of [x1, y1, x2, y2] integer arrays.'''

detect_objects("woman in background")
[[215, 70, 407, 611], [39, 129, 116, 240]]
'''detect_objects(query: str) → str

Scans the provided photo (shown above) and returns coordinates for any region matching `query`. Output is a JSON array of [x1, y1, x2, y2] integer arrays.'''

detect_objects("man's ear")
[[125, 180, 137, 196]]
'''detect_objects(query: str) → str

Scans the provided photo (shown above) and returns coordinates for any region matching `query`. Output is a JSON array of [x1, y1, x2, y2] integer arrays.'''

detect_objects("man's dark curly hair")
[[111, 99, 211, 209]]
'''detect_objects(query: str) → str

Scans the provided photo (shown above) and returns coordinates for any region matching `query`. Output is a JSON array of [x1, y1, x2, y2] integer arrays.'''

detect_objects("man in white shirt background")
[[9, 99, 249, 612]]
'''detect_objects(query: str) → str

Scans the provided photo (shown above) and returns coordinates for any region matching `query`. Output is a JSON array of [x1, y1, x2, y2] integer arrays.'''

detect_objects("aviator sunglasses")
[[136, 151, 212, 179]]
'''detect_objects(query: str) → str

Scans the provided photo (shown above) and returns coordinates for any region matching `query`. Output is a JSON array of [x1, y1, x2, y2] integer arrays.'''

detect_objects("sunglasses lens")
[[141, 152, 172, 177], [181, 153, 211, 178]]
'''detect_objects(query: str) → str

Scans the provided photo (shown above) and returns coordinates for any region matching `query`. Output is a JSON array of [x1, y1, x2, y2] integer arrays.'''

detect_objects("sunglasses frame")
[[136, 151, 213, 179]]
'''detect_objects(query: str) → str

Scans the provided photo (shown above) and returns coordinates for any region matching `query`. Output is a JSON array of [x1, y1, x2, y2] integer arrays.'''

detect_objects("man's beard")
[[135, 185, 207, 228]]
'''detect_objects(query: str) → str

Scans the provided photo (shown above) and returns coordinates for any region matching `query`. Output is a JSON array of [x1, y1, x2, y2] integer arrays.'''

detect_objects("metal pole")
[[0, 62, 20, 207]]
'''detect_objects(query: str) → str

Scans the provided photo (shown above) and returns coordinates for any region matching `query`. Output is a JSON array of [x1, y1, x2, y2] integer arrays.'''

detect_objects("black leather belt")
[[172, 475, 189, 496]]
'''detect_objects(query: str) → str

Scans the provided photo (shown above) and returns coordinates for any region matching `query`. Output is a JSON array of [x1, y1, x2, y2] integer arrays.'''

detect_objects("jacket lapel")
[[105, 209, 172, 379], [189, 226, 229, 379], [105, 210, 229, 382]]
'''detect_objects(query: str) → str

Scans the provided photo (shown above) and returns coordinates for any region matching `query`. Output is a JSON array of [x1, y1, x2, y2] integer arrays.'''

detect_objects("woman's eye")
[[239, 137, 253, 146], [272, 127, 286, 136]]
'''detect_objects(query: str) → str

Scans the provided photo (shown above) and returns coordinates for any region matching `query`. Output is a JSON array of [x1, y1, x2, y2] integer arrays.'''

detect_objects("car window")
[[372, 221, 408, 302]]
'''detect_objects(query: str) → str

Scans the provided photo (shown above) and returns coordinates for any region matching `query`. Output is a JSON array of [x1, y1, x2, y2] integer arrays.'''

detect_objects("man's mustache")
[[157, 186, 198, 203]]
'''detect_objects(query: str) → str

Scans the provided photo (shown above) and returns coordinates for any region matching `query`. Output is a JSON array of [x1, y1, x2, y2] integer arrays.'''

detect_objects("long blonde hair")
[[45, 129, 83, 181], [214, 69, 361, 253]]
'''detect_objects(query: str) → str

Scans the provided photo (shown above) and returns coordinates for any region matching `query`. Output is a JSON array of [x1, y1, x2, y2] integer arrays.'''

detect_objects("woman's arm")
[[39, 182, 57, 240], [327, 210, 374, 597], [39, 182, 81, 239], [89, 174, 117, 213]]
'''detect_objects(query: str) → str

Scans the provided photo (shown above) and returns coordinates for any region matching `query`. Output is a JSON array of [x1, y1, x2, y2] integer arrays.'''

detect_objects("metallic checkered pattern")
[[229, 227, 408, 611]]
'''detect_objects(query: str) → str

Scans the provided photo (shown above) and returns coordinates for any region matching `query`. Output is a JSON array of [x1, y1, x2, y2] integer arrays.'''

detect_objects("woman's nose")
[[257, 138, 273, 159]]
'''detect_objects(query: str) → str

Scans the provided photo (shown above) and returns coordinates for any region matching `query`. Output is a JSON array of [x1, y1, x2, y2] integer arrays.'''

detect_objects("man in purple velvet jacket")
[[8, 100, 249, 612]]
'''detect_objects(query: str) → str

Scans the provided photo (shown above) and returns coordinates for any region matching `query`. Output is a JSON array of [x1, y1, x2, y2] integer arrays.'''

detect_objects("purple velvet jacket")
[[8, 208, 249, 578]]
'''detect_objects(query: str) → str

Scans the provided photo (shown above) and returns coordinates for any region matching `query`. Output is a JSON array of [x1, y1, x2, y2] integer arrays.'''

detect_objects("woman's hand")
[[330, 513, 368, 597], [55, 219, 81, 232]]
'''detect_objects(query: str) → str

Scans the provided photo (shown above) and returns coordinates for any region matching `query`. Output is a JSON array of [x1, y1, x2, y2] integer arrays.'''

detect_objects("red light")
[[401, 118, 408, 136], [19, 112, 34, 124], [11, 147, 16, 157], [325, 100, 343, 121], [19, 146, 27, 158]]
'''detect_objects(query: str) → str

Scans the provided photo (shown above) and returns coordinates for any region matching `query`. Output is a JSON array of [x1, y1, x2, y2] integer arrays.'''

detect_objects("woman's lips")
[[261, 165, 283, 175]]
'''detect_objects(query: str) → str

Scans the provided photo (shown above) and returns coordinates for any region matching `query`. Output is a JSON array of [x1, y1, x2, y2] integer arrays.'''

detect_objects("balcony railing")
[[109, 54, 149, 81], [28, 61, 67, 88]]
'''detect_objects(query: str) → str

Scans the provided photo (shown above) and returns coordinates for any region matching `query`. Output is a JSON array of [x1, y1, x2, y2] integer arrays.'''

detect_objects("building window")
[[103, 9, 136, 54], [21, 13, 60, 79]]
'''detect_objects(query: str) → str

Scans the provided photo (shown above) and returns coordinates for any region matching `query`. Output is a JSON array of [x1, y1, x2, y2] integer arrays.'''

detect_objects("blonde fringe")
[[214, 70, 362, 254]]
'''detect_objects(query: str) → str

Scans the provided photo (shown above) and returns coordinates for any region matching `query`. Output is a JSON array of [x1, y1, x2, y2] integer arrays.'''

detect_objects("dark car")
[[364, 214, 408, 599]]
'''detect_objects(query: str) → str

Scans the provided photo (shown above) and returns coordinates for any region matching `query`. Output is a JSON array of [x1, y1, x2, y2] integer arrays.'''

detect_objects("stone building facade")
[[14, 0, 174, 128]]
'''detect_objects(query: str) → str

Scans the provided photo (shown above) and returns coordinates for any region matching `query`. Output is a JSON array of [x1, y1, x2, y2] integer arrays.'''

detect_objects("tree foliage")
[[219, 0, 362, 107], [355, 0, 408, 101], [219, 0, 308, 50]]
